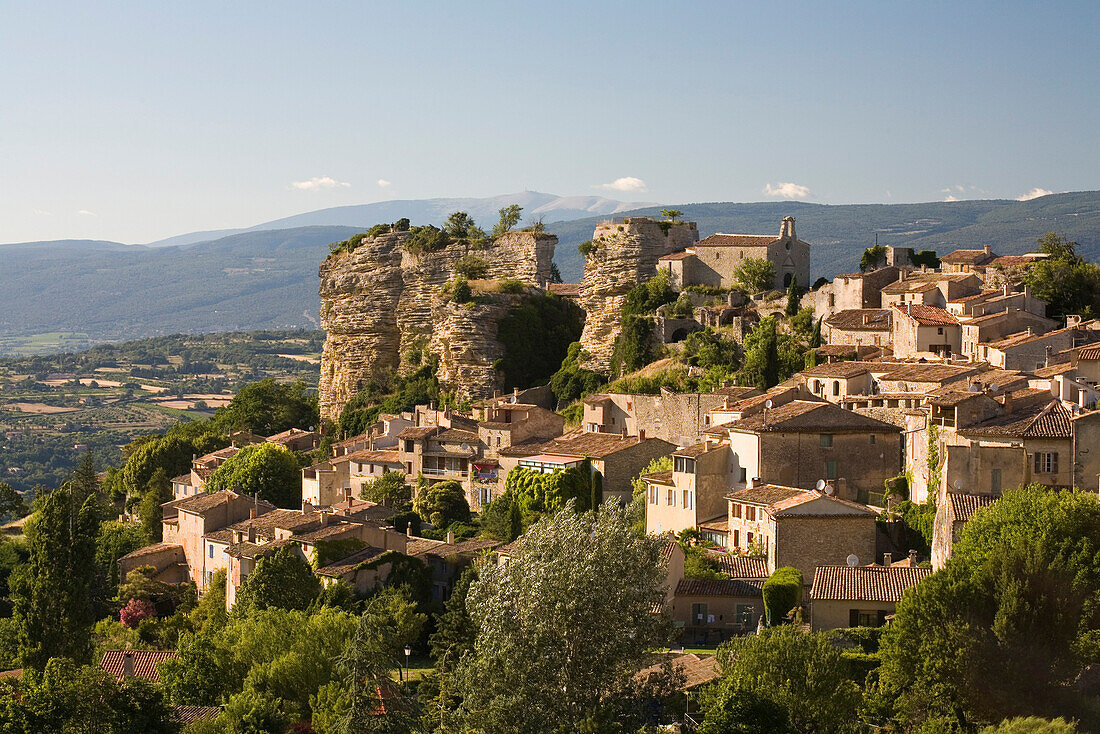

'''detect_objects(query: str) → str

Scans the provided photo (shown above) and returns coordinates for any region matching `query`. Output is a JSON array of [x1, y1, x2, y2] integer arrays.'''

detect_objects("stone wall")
[[577, 218, 698, 372], [318, 230, 556, 424]]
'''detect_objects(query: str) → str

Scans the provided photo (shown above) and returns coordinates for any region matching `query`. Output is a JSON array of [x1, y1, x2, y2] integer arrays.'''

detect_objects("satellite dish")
[[968, 383, 981, 393], [824, 484, 835, 496], [846, 554, 859, 567], [815, 479, 826, 490], [953, 479, 963, 490], [765, 399, 774, 409], [990, 383, 999, 393]]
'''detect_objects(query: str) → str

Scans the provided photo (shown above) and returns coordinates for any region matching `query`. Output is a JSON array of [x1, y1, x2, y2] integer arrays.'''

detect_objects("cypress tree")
[[785, 276, 799, 317]]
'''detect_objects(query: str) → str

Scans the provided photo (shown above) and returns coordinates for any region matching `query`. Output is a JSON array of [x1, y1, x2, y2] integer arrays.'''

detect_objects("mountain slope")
[[3, 192, 1099, 345]]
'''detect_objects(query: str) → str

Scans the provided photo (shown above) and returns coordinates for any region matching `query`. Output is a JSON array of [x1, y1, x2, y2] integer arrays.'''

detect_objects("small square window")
[[820, 434, 834, 448]]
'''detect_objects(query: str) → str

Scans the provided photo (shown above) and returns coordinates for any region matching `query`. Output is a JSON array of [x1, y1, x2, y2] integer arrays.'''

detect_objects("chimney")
[[249, 508, 257, 520], [320, 511, 330, 527], [406, 523, 414, 538], [780, 216, 795, 240], [921, 264, 928, 273], [122, 651, 134, 679], [302, 500, 314, 514], [750, 477, 762, 489], [983, 244, 991, 255], [909, 549, 918, 565], [883, 552, 893, 566], [620, 428, 627, 439], [447, 529, 455, 544], [344, 487, 353, 504], [638, 428, 646, 440], [247, 524, 256, 543], [1003, 284, 1011, 296]]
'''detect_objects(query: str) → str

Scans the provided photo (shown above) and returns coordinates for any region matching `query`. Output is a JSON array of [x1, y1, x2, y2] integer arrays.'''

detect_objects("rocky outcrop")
[[577, 217, 698, 372], [318, 230, 556, 425]]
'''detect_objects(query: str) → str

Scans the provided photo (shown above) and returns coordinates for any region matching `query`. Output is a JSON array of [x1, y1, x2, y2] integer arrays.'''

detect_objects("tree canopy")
[[233, 546, 321, 615], [413, 479, 471, 529], [1023, 232, 1100, 318], [734, 257, 777, 293], [205, 443, 302, 508], [213, 377, 318, 436]]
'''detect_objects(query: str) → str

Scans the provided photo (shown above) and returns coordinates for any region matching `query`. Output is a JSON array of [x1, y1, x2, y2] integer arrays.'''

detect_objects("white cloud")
[[1017, 187, 1053, 201], [598, 176, 648, 193], [291, 176, 351, 191], [377, 179, 392, 188], [76, 209, 97, 216], [763, 182, 811, 199], [943, 195, 960, 202]]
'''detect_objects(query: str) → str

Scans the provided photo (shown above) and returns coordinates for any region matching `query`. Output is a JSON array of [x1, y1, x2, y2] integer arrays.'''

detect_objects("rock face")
[[318, 230, 556, 425], [577, 217, 698, 372]]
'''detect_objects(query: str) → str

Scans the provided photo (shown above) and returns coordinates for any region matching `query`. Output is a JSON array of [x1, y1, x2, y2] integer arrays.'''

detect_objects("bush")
[[496, 294, 585, 392], [451, 277, 473, 304], [404, 225, 449, 255], [762, 566, 802, 626], [578, 240, 596, 258], [414, 480, 471, 528], [120, 598, 157, 628], [549, 342, 606, 404], [454, 254, 489, 279]]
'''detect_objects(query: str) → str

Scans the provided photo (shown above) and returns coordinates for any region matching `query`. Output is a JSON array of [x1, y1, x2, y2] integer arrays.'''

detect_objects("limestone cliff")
[[577, 217, 698, 372], [318, 230, 556, 424]]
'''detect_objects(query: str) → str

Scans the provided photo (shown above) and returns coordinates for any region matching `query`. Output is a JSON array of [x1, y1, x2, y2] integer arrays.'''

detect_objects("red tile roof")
[[724, 400, 900, 434], [675, 578, 764, 597], [947, 492, 997, 523], [940, 248, 997, 265], [696, 234, 778, 247], [810, 565, 931, 602], [895, 304, 959, 327], [959, 400, 1073, 439], [173, 706, 221, 724], [824, 310, 892, 331], [642, 470, 674, 485], [100, 650, 178, 682], [706, 552, 769, 579], [657, 250, 696, 261]]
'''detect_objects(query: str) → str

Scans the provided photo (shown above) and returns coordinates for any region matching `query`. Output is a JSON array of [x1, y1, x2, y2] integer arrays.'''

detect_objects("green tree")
[[860, 244, 887, 272], [205, 443, 302, 508], [138, 467, 173, 542], [495, 293, 585, 391], [878, 487, 1100, 729], [716, 626, 862, 734], [762, 566, 803, 626], [738, 316, 780, 389], [119, 431, 226, 499], [455, 502, 680, 733], [979, 718, 1079, 734], [214, 377, 318, 436], [734, 257, 776, 293], [785, 276, 800, 317], [158, 631, 231, 706], [492, 204, 523, 237], [1023, 232, 1100, 318], [430, 565, 479, 664], [549, 342, 606, 404], [413, 480, 471, 528], [220, 688, 294, 734], [660, 208, 684, 221], [479, 489, 522, 542], [628, 455, 672, 533], [696, 680, 793, 734], [95, 520, 148, 595], [233, 546, 321, 615], [360, 470, 408, 507], [11, 483, 100, 669], [0, 483, 29, 522]]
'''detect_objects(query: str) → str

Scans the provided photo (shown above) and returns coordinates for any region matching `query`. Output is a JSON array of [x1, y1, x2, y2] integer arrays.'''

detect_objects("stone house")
[[811, 267, 900, 321], [809, 565, 932, 631], [724, 482, 879, 586], [948, 285, 1047, 320], [939, 245, 998, 275], [510, 431, 676, 504], [960, 309, 1058, 362], [265, 428, 321, 453], [302, 449, 405, 508], [582, 387, 759, 444], [407, 534, 500, 602], [931, 492, 997, 570], [799, 362, 876, 403], [643, 441, 730, 536], [315, 545, 399, 595], [656, 217, 810, 292], [822, 309, 893, 349], [892, 305, 961, 359], [671, 579, 764, 644], [881, 272, 982, 309], [714, 400, 902, 502], [980, 320, 1100, 371]]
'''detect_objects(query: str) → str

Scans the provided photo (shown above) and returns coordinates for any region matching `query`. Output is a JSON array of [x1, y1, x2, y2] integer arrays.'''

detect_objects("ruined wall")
[[577, 218, 698, 372], [318, 230, 556, 425]]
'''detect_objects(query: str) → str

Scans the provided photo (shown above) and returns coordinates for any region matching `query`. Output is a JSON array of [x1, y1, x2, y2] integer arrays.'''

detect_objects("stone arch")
[[669, 327, 691, 343], [783, 272, 793, 287]]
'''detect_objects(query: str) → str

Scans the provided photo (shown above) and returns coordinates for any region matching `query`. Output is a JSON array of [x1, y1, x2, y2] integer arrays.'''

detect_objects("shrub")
[[120, 598, 157, 628], [404, 224, 449, 255], [451, 278, 473, 304], [454, 254, 489, 279], [495, 294, 584, 391], [762, 566, 802, 626], [578, 240, 597, 258]]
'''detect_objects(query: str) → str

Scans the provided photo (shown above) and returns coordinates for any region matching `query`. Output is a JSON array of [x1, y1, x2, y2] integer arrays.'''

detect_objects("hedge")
[[762, 566, 803, 626]]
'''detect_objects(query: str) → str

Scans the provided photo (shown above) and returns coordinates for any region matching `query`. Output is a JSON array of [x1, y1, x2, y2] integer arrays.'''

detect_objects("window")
[[404, 440, 414, 453], [732, 529, 739, 547], [746, 506, 756, 521], [736, 604, 754, 627], [747, 531, 754, 545], [832, 381, 840, 396], [739, 467, 748, 483], [1034, 452, 1059, 474], [826, 460, 837, 479], [731, 503, 742, 519], [692, 603, 708, 625], [820, 434, 833, 448], [208, 544, 214, 558], [666, 488, 674, 506], [869, 434, 876, 444], [991, 468, 1002, 494], [674, 456, 696, 474], [649, 486, 657, 504], [683, 489, 692, 509], [937, 327, 944, 335]]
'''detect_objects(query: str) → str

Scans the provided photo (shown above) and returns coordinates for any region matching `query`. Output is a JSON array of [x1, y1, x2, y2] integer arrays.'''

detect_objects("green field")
[[0, 331, 101, 357]]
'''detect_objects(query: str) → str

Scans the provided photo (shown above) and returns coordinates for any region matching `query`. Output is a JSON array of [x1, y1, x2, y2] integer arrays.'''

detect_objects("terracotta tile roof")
[[1077, 346, 1100, 361], [960, 400, 1073, 439], [636, 653, 720, 690], [895, 304, 959, 327], [173, 706, 221, 724], [875, 362, 977, 384], [825, 310, 892, 331], [100, 650, 177, 683], [170, 474, 192, 485], [674, 441, 717, 458], [657, 250, 696, 261], [583, 394, 612, 405], [293, 522, 367, 544], [989, 254, 1042, 269], [397, 426, 437, 440], [928, 389, 985, 407], [713, 386, 761, 398], [408, 537, 499, 558], [266, 428, 319, 444], [435, 428, 480, 443], [725, 400, 900, 434], [173, 489, 275, 517], [947, 492, 997, 523], [203, 529, 233, 544], [119, 542, 183, 561], [316, 545, 389, 577], [195, 446, 238, 464], [814, 345, 882, 359], [536, 432, 670, 458], [342, 449, 402, 465], [940, 248, 997, 265], [698, 516, 729, 533], [726, 484, 877, 517], [696, 233, 778, 247], [800, 361, 874, 378], [811, 564, 931, 602], [643, 469, 674, 485], [333, 433, 370, 448], [497, 439, 548, 457], [706, 552, 769, 579], [675, 578, 764, 597], [1034, 361, 1075, 378], [950, 290, 1001, 304]]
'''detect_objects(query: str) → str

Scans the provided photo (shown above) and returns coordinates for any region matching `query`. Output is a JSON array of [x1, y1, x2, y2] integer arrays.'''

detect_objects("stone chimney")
[[909, 549, 918, 564], [247, 524, 256, 543], [638, 428, 646, 440], [249, 507, 257, 520], [406, 523, 414, 538], [447, 529, 455, 545], [302, 500, 314, 514], [344, 487, 353, 504], [320, 511, 330, 527], [780, 216, 796, 240], [983, 244, 991, 255], [122, 651, 134, 679], [750, 476, 763, 489], [883, 552, 892, 566]]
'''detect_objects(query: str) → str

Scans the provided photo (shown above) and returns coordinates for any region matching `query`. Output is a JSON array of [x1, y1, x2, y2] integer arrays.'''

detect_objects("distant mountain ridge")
[[3, 191, 1100, 346]]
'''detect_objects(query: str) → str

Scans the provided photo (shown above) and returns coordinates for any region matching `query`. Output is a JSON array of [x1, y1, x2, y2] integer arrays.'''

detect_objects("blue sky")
[[2, 0, 1097, 244]]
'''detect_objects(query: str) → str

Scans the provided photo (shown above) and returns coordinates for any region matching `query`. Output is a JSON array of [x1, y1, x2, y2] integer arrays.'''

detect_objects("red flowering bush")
[[119, 598, 156, 628]]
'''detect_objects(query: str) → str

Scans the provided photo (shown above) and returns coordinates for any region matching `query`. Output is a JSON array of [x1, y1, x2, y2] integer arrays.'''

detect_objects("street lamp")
[[404, 645, 412, 690]]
